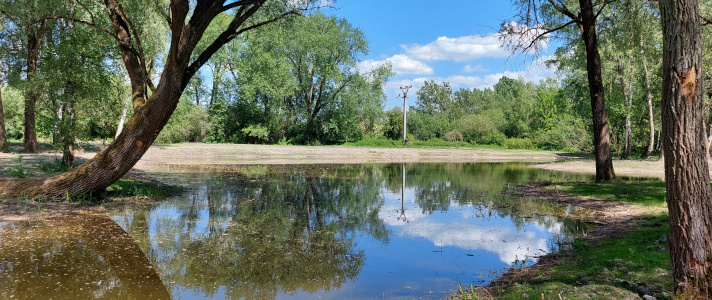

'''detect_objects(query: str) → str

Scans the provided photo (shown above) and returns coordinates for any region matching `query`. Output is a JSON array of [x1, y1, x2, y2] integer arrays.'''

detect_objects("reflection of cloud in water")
[[378, 188, 426, 225], [399, 219, 549, 264], [378, 189, 560, 264]]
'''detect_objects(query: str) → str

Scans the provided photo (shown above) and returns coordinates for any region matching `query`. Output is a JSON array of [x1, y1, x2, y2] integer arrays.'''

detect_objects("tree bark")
[[660, 0, 712, 297], [641, 44, 656, 158], [580, 0, 616, 181], [24, 20, 48, 153], [0, 86, 6, 151]]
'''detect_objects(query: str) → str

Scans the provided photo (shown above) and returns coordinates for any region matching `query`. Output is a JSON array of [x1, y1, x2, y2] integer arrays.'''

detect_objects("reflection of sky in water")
[[379, 187, 554, 264], [103, 164, 589, 300]]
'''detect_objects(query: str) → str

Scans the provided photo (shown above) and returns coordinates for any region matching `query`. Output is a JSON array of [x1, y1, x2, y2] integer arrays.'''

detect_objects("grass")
[[480, 179, 673, 299], [556, 180, 667, 207], [493, 214, 671, 299]]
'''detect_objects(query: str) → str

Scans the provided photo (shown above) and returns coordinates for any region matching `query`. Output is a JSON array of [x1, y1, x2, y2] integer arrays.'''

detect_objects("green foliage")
[[241, 124, 270, 143], [533, 115, 592, 151], [444, 130, 463, 142], [383, 107, 404, 140], [407, 111, 450, 141], [156, 100, 211, 143], [455, 114, 506, 146], [1, 85, 24, 140], [504, 138, 534, 149]]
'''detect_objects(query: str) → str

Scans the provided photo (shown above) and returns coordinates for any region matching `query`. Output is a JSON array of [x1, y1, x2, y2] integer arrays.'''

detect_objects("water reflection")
[[0, 163, 596, 299], [0, 214, 170, 300]]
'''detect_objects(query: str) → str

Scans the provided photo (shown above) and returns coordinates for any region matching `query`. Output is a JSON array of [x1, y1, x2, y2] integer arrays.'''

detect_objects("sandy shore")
[[0, 143, 677, 179]]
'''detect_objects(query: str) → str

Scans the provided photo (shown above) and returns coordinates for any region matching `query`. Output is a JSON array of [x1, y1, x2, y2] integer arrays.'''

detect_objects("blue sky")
[[324, 1, 558, 108]]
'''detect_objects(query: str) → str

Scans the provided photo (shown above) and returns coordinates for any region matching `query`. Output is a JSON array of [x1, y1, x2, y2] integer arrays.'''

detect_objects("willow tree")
[[0, 0, 311, 198], [504, 0, 617, 182], [660, 0, 712, 297]]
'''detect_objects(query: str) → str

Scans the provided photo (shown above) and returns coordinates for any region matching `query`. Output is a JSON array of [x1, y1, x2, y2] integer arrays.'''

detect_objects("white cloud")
[[402, 35, 508, 62], [463, 64, 488, 73], [359, 54, 433, 75]]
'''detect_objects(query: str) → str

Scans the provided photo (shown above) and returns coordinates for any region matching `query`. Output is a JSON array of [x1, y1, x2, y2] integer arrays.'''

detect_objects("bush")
[[444, 130, 463, 142], [241, 124, 270, 143], [2, 85, 25, 140], [455, 114, 506, 146], [407, 112, 450, 141], [504, 138, 534, 149], [533, 116, 592, 151], [156, 100, 211, 143]]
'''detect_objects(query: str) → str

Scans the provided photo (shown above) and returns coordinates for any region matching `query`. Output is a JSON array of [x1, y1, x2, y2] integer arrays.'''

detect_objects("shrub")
[[533, 116, 592, 151], [241, 124, 270, 143], [504, 138, 534, 149], [455, 114, 506, 146], [444, 130, 463, 142], [156, 100, 211, 143]]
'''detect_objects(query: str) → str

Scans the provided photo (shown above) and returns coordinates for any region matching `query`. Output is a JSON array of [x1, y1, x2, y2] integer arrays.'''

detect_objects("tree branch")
[[183, 5, 298, 88], [547, 0, 579, 21]]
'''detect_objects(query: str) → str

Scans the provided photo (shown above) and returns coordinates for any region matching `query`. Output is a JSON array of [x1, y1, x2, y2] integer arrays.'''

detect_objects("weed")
[[6, 166, 34, 178]]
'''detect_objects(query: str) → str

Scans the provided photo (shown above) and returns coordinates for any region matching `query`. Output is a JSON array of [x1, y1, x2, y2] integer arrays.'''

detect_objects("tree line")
[[0, 0, 710, 297]]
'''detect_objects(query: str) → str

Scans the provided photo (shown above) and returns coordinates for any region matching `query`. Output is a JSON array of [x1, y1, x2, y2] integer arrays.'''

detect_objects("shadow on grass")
[[565, 180, 667, 206]]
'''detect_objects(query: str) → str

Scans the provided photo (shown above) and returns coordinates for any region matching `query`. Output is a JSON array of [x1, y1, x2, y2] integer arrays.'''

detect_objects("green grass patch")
[[555, 180, 667, 207], [105, 178, 183, 200], [495, 214, 672, 299]]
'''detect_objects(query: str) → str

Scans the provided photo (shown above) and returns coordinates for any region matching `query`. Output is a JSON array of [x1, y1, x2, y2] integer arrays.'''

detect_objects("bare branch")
[[547, 0, 579, 21]]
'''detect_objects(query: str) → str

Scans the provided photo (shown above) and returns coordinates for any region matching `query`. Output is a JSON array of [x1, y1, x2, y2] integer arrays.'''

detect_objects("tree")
[[0, 86, 5, 151], [0, 0, 312, 198], [504, 0, 617, 182], [660, 0, 712, 297]]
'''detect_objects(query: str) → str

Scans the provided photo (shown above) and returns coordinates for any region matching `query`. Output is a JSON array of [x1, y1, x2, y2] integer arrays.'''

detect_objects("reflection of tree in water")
[[0, 214, 169, 300], [117, 165, 389, 300], [383, 163, 592, 235]]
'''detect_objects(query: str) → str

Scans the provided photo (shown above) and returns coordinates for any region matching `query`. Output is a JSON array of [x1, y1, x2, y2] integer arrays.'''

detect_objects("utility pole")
[[399, 85, 412, 145]]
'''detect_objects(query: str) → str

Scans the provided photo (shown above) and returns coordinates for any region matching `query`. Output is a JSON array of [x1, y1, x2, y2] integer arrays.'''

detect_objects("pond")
[[0, 163, 593, 299]]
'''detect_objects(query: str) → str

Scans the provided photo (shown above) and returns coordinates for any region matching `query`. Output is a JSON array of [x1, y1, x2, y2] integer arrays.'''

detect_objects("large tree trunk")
[[0, 87, 6, 151], [660, 0, 712, 297], [24, 20, 48, 153], [641, 44, 656, 158], [580, 0, 616, 182]]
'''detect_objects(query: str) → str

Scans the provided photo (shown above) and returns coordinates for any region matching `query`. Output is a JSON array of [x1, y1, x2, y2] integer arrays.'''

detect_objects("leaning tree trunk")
[[0, 0, 280, 199], [0, 86, 6, 151], [660, 0, 712, 297], [641, 44, 655, 158], [0, 67, 186, 198], [580, 0, 617, 182]]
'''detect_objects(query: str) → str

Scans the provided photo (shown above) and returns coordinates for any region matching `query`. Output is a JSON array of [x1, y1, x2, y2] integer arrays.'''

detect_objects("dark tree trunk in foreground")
[[0, 0, 296, 198], [24, 20, 48, 153], [660, 0, 712, 297], [580, 0, 616, 181], [0, 87, 6, 151]]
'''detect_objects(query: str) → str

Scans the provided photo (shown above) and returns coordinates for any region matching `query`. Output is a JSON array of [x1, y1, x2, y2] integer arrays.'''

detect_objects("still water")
[[0, 163, 593, 299]]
